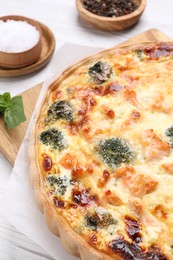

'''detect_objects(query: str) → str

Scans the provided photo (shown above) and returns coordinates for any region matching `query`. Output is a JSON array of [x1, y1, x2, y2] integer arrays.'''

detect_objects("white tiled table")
[[0, 1, 173, 259]]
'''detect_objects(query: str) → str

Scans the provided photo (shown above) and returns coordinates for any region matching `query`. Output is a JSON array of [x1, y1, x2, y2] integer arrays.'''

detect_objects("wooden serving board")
[[0, 29, 172, 165]]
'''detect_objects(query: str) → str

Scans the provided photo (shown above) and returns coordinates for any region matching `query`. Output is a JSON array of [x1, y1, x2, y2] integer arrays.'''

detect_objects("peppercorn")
[[83, 0, 138, 18]]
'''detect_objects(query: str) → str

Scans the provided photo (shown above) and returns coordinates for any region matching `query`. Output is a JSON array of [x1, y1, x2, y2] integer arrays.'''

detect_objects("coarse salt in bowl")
[[0, 15, 42, 69], [0, 20, 40, 53]]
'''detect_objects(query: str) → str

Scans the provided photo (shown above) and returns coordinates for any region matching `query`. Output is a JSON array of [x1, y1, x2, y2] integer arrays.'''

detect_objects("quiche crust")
[[29, 42, 173, 260]]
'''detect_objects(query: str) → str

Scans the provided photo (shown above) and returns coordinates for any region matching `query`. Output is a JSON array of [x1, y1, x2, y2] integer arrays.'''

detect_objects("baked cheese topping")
[[37, 43, 173, 259]]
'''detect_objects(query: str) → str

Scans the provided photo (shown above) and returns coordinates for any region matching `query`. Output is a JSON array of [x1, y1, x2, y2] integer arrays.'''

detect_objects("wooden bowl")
[[0, 15, 42, 69], [76, 0, 147, 31]]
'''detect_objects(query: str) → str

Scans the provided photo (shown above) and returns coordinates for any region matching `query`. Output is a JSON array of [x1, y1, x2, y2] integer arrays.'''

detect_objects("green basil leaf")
[[0, 92, 11, 112], [4, 96, 26, 128], [2, 92, 11, 104]]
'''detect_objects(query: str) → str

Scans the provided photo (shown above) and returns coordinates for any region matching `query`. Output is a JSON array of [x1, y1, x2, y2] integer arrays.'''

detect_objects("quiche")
[[30, 42, 173, 260]]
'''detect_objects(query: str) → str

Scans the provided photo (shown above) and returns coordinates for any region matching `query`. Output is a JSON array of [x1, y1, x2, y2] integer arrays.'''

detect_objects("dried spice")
[[83, 0, 138, 18]]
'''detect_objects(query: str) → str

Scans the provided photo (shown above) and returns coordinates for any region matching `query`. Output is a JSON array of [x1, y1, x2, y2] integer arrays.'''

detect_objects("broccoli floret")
[[98, 137, 133, 167], [46, 100, 73, 123], [135, 49, 143, 59], [47, 175, 69, 196], [165, 126, 173, 138], [85, 215, 98, 230], [85, 211, 117, 230], [40, 128, 66, 150], [89, 61, 112, 83], [165, 126, 173, 147]]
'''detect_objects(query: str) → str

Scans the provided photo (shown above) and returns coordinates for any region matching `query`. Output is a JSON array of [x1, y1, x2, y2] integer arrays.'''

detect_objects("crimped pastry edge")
[[29, 42, 173, 260]]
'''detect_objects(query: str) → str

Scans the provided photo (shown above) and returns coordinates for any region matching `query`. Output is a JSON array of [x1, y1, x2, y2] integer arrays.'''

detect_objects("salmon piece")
[[113, 166, 135, 178], [128, 174, 158, 197], [86, 165, 94, 174], [113, 166, 135, 189], [82, 126, 92, 141], [101, 104, 115, 119], [128, 199, 142, 219], [72, 165, 84, 178], [151, 93, 164, 112], [97, 170, 110, 188], [141, 129, 170, 160], [52, 90, 62, 101], [122, 109, 140, 128], [59, 153, 76, 169], [123, 89, 138, 106], [161, 163, 173, 174], [151, 92, 172, 114], [153, 204, 167, 219], [104, 190, 123, 206]]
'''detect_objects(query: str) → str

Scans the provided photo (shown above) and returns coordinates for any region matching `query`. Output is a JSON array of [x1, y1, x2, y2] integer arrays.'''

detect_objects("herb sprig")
[[0, 92, 26, 128]]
